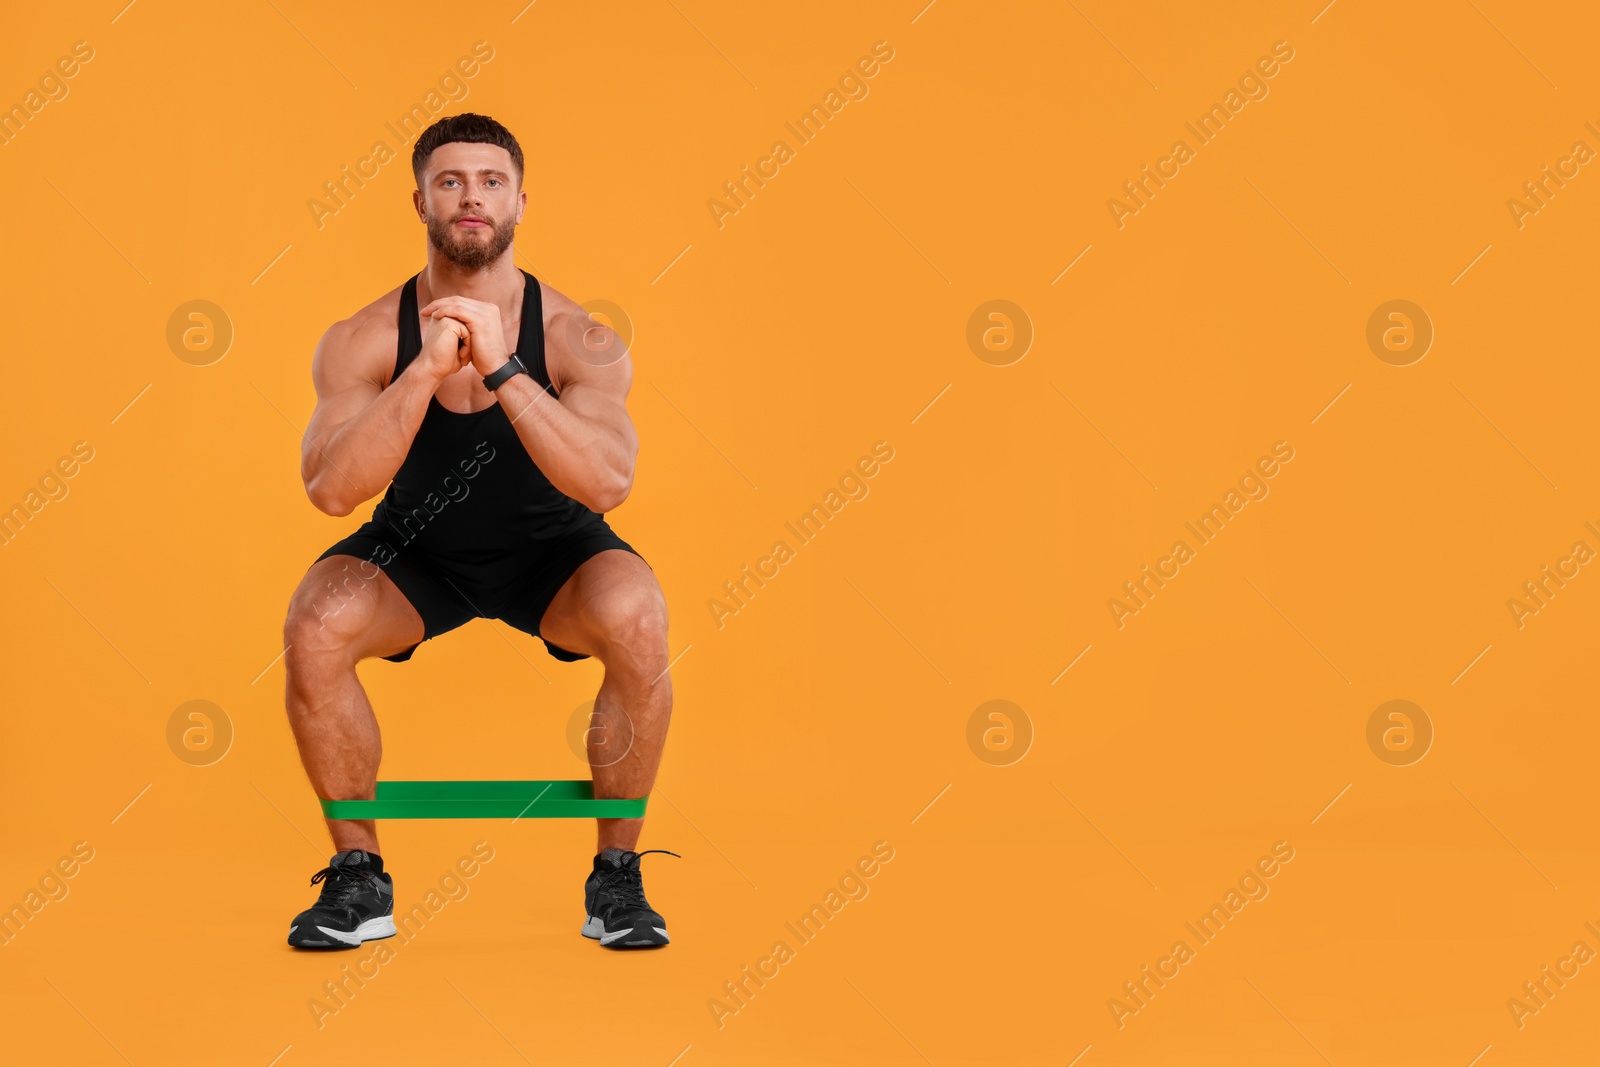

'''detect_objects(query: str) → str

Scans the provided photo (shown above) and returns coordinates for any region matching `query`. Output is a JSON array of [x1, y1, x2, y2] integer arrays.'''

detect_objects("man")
[[280, 113, 676, 951]]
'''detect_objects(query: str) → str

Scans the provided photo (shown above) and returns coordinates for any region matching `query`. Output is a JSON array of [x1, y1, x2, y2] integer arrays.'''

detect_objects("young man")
[[280, 113, 676, 950]]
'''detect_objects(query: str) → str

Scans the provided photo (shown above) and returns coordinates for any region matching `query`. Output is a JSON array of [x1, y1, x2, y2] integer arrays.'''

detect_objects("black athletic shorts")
[[315, 516, 646, 663]]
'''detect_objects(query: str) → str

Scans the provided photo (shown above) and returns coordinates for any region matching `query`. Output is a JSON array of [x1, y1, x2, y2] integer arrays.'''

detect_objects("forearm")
[[304, 365, 441, 515], [496, 374, 631, 512]]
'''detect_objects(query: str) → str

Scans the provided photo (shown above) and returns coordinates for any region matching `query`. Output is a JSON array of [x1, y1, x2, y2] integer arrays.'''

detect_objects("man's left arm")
[[495, 312, 637, 512]]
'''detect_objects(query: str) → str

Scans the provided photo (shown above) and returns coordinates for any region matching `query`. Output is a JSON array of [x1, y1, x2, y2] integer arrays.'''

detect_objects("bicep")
[[552, 317, 636, 453], [560, 373, 638, 462], [303, 323, 383, 469]]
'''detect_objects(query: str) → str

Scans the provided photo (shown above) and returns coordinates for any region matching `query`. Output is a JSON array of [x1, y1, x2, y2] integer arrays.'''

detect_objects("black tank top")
[[368, 270, 592, 560]]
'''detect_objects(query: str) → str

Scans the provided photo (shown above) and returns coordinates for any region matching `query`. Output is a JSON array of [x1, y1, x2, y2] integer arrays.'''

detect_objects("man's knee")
[[589, 583, 670, 669], [284, 562, 383, 660]]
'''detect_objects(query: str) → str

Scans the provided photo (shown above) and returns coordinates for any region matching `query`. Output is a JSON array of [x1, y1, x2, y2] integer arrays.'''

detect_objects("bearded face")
[[426, 208, 516, 270]]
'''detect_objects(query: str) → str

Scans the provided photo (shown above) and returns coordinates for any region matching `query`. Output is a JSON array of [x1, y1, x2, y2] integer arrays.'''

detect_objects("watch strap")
[[482, 353, 527, 391]]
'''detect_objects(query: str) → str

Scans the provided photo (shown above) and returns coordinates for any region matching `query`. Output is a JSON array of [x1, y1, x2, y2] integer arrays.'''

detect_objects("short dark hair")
[[412, 113, 524, 189]]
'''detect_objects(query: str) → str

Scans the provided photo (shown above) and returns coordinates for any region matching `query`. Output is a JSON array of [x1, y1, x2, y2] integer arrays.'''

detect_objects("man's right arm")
[[300, 317, 441, 517]]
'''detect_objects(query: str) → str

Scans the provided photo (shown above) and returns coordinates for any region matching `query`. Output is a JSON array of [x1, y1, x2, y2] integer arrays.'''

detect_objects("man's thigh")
[[286, 554, 427, 662], [498, 543, 662, 662]]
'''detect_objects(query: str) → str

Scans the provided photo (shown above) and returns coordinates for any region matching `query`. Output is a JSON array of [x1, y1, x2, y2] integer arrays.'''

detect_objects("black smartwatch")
[[482, 352, 528, 391]]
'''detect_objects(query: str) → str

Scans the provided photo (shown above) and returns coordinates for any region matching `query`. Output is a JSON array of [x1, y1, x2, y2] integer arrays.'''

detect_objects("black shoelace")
[[309, 864, 377, 909], [597, 849, 680, 908]]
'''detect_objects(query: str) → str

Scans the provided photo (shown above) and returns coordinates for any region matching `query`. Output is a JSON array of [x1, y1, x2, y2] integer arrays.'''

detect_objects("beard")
[[426, 210, 516, 270]]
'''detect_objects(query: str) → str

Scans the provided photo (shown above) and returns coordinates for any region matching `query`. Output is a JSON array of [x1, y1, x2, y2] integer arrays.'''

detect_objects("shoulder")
[[535, 278, 585, 341], [316, 279, 408, 388], [536, 279, 630, 391]]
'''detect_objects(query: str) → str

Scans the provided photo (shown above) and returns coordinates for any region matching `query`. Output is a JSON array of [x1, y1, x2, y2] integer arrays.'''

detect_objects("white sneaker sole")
[[581, 915, 669, 947], [290, 914, 396, 947]]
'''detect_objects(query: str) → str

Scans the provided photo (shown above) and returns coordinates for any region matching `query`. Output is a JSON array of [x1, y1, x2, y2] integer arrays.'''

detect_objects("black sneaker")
[[581, 848, 679, 948], [287, 850, 396, 949]]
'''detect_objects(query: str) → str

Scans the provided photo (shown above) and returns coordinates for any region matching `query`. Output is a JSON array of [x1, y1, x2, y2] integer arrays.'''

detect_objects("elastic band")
[[319, 780, 648, 820]]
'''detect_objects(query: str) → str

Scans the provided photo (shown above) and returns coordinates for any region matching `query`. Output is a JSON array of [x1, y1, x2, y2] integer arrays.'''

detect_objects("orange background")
[[3, 1, 1599, 1064]]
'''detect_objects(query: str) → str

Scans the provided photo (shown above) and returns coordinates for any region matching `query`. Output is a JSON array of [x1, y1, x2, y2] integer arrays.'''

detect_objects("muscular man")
[[280, 113, 676, 951]]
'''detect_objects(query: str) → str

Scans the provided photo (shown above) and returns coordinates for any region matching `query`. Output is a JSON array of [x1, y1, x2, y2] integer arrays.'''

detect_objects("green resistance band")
[[319, 780, 648, 820]]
